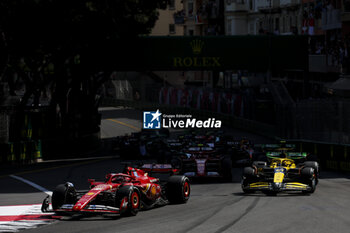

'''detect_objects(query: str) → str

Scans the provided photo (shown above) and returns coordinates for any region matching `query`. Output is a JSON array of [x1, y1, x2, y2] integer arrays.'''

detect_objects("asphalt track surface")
[[1, 107, 350, 233]]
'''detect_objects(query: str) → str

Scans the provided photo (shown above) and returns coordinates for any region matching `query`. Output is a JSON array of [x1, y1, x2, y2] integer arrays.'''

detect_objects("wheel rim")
[[131, 192, 139, 209], [183, 182, 190, 197], [120, 197, 128, 210]]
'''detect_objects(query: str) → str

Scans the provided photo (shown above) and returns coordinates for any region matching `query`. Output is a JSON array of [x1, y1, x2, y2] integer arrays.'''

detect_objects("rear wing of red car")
[[140, 164, 179, 174]]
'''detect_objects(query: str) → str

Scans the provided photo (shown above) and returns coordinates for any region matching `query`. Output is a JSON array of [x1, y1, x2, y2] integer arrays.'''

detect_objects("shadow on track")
[[232, 192, 313, 197]]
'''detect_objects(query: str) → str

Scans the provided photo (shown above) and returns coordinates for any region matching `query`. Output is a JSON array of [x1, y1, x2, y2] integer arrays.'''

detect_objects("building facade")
[[150, 1, 187, 87], [224, 0, 304, 36], [182, 0, 225, 35], [151, 0, 184, 36]]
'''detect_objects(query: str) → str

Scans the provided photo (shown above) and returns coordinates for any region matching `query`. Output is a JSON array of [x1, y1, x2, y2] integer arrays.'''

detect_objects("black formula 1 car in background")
[[170, 144, 232, 181]]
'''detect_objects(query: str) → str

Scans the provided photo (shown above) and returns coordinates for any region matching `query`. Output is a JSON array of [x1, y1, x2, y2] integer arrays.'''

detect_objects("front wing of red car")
[[41, 195, 124, 216], [55, 204, 120, 215]]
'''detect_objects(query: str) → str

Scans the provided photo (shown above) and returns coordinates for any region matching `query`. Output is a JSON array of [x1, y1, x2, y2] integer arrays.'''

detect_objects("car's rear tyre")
[[166, 175, 190, 204], [301, 167, 315, 178], [51, 183, 76, 210], [304, 161, 319, 182], [243, 167, 256, 177], [304, 161, 319, 172], [116, 186, 140, 216]]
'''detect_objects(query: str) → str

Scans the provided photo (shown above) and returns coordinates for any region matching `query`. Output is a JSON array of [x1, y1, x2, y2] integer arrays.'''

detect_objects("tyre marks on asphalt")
[[213, 197, 259, 233], [182, 196, 245, 233]]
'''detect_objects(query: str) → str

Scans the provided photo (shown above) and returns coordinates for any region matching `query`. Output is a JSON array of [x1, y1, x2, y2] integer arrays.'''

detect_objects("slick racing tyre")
[[166, 175, 190, 204], [243, 167, 256, 177], [304, 161, 319, 171], [302, 177, 317, 194], [301, 167, 317, 194], [51, 183, 77, 210], [301, 167, 315, 178], [303, 161, 319, 184], [116, 186, 140, 216]]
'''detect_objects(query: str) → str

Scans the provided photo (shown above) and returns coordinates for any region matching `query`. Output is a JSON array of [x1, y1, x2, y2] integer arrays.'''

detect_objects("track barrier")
[[0, 139, 43, 165], [288, 140, 350, 172]]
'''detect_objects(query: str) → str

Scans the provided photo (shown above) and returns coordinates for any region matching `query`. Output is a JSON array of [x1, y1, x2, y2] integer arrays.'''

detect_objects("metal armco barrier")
[[34, 140, 42, 161], [7, 142, 15, 164], [0, 139, 43, 165], [289, 140, 350, 172], [20, 141, 26, 162]]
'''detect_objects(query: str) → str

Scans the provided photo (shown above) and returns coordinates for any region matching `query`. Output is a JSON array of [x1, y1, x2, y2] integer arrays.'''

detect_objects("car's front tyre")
[[116, 186, 140, 216], [51, 183, 76, 211]]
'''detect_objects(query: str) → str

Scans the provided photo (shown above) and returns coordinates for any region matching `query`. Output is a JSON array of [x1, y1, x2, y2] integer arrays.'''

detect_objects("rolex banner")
[[91, 36, 308, 72]]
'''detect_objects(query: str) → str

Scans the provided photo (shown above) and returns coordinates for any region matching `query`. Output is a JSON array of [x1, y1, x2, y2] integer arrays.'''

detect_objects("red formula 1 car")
[[176, 145, 232, 181], [41, 165, 190, 217]]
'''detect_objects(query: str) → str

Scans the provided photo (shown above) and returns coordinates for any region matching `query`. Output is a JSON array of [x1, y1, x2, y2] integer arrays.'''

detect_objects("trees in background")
[[0, 0, 168, 139]]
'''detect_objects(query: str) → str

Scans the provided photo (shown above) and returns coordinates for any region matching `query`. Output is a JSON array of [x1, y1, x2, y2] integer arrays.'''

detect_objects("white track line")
[[39, 155, 116, 163], [9, 175, 52, 196]]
